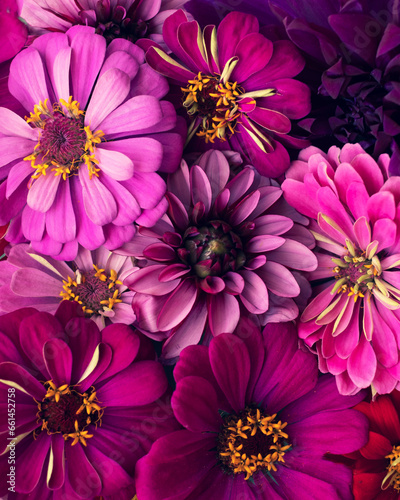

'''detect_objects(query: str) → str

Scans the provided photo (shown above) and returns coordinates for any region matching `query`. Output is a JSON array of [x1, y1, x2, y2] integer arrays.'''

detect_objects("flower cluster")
[[1, 0, 400, 498]]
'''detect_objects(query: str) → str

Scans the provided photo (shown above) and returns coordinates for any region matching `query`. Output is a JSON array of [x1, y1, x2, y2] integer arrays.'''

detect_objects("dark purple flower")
[[20, 0, 187, 48], [135, 319, 369, 499], [271, 0, 400, 174], [118, 150, 317, 359], [282, 143, 400, 396], [145, 10, 311, 178], [0, 301, 177, 499], [0, 25, 185, 261]]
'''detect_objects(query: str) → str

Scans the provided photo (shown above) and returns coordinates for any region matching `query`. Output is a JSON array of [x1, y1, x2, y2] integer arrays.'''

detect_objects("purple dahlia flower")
[[0, 25, 185, 261], [0, 243, 136, 329], [145, 10, 311, 178], [20, 0, 187, 48], [282, 143, 400, 396], [0, 301, 178, 499], [271, 0, 400, 174], [118, 150, 317, 359], [135, 319, 368, 500]]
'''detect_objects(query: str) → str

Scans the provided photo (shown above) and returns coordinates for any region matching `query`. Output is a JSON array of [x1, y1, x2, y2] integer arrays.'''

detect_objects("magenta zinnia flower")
[[135, 319, 368, 499], [119, 150, 317, 359], [0, 243, 136, 329], [0, 301, 177, 499], [0, 0, 27, 64], [145, 10, 311, 177], [0, 26, 184, 260], [282, 143, 400, 395], [21, 0, 187, 47]]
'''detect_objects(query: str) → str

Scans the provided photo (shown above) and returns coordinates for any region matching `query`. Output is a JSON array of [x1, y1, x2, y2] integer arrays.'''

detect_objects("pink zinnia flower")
[[144, 10, 311, 178], [136, 320, 368, 499], [119, 150, 317, 359], [0, 26, 184, 261], [0, 243, 136, 329], [282, 143, 400, 395], [0, 301, 177, 499], [21, 0, 187, 48]]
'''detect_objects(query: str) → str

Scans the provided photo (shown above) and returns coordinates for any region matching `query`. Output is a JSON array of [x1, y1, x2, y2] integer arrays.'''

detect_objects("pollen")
[[383, 446, 400, 492], [217, 407, 291, 480], [24, 96, 104, 183]]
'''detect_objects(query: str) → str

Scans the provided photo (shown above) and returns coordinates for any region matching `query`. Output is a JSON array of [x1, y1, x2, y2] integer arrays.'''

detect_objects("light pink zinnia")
[[119, 150, 317, 360], [0, 243, 136, 329], [0, 26, 184, 261], [282, 143, 400, 396]]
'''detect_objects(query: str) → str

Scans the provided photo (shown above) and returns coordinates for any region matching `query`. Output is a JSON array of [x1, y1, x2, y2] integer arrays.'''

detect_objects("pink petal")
[[157, 278, 197, 331], [79, 168, 117, 225], [27, 173, 61, 213], [208, 293, 240, 335], [96, 147, 134, 181]]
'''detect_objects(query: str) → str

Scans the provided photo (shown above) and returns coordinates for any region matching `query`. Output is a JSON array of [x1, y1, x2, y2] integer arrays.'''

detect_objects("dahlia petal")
[[197, 150, 230, 204], [177, 21, 209, 73], [373, 218, 397, 252], [157, 278, 197, 331], [348, 335, 377, 388], [46, 178, 76, 243], [9, 47, 49, 112], [145, 46, 195, 84], [65, 442, 102, 497], [223, 272, 245, 295], [244, 255, 267, 270], [199, 276, 225, 294], [208, 292, 240, 335], [210, 333, 250, 412], [226, 167, 255, 204], [99, 360, 167, 406], [243, 40, 305, 88], [100, 138, 162, 173], [11, 268, 62, 297], [47, 434, 65, 490], [172, 376, 221, 432], [85, 68, 130, 130], [69, 30, 106, 108], [267, 239, 318, 271], [217, 12, 259, 69], [0, 108, 38, 140], [15, 432, 50, 494], [79, 168, 117, 226], [98, 95, 163, 136], [190, 165, 212, 216], [246, 234, 285, 253], [143, 242, 177, 262], [248, 106, 291, 134], [166, 192, 189, 230], [257, 261, 300, 298], [21, 205, 46, 242], [43, 339, 72, 387], [159, 263, 190, 282], [232, 33, 273, 82], [27, 174, 61, 213], [229, 190, 261, 226], [125, 265, 180, 296]]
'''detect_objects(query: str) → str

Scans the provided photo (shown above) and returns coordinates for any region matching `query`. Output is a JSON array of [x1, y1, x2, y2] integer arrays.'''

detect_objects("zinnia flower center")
[[36, 381, 104, 446], [24, 97, 104, 181], [217, 408, 291, 480], [331, 239, 384, 302], [383, 445, 400, 492], [60, 264, 123, 315], [180, 221, 246, 278], [182, 72, 244, 143]]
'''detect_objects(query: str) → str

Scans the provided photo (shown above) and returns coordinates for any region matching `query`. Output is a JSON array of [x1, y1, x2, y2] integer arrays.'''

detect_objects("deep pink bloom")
[[0, 26, 185, 261], [0, 243, 136, 329], [282, 143, 400, 395], [21, 0, 187, 48], [145, 10, 311, 178], [118, 150, 317, 359], [0, 0, 27, 64], [0, 301, 178, 499], [135, 319, 368, 499]]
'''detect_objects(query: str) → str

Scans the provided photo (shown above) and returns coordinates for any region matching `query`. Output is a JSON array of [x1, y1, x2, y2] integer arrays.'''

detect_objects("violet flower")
[[0, 26, 185, 261], [0, 243, 136, 329], [118, 150, 317, 359], [0, 301, 178, 499], [282, 143, 400, 396], [135, 319, 368, 499], [145, 9, 311, 178]]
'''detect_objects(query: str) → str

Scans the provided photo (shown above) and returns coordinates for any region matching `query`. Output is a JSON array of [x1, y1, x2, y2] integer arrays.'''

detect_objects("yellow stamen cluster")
[[218, 408, 291, 480], [67, 420, 94, 447], [383, 446, 400, 491], [44, 380, 70, 403], [24, 97, 105, 182], [182, 73, 245, 143]]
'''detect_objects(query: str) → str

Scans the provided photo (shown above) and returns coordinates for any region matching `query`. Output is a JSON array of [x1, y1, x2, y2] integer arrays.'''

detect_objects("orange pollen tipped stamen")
[[24, 96, 104, 183], [383, 446, 400, 492], [182, 72, 244, 143]]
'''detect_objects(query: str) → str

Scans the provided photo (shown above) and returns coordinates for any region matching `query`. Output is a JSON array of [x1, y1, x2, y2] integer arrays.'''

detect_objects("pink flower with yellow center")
[[282, 143, 400, 396], [144, 10, 311, 178], [0, 25, 185, 261]]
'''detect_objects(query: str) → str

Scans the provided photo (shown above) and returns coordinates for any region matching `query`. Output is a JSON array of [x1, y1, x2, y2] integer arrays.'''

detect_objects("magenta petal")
[[248, 106, 291, 134], [348, 335, 377, 388], [232, 33, 273, 82], [27, 173, 61, 213], [208, 292, 240, 335], [15, 432, 50, 493], [172, 376, 221, 432], [43, 339, 72, 387], [79, 168, 117, 225], [126, 265, 180, 296], [96, 147, 134, 181], [157, 278, 197, 331], [65, 441, 102, 497], [239, 270, 269, 314], [0, 362, 45, 399], [190, 165, 212, 216], [257, 261, 300, 297], [46, 178, 76, 243], [47, 434, 65, 490], [353, 216, 371, 250], [11, 268, 62, 298], [267, 239, 318, 271], [246, 234, 285, 253], [210, 333, 250, 412]]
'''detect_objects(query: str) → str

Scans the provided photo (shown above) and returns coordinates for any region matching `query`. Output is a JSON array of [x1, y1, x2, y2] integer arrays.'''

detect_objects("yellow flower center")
[[24, 97, 104, 182], [218, 407, 291, 480], [383, 446, 400, 491]]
